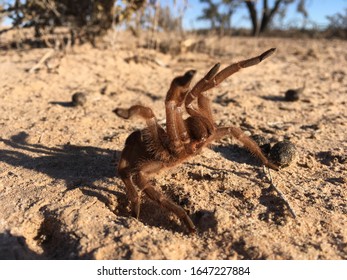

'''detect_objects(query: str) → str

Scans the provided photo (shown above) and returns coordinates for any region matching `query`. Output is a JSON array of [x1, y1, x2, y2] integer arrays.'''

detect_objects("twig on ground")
[[28, 49, 55, 73], [263, 166, 297, 218]]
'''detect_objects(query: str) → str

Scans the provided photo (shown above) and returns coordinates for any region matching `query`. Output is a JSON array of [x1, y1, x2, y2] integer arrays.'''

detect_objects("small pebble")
[[284, 84, 305, 102], [284, 89, 300, 101], [100, 85, 107, 95], [72, 92, 87, 106], [269, 140, 296, 167]]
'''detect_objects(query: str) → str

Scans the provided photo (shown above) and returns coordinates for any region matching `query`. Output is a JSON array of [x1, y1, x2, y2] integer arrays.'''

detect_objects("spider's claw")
[[266, 161, 279, 171], [205, 63, 220, 80], [113, 108, 129, 119], [184, 218, 196, 234], [131, 201, 141, 220], [176, 69, 196, 86], [259, 48, 276, 61], [184, 69, 197, 79], [188, 226, 196, 234], [113, 105, 155, 120]]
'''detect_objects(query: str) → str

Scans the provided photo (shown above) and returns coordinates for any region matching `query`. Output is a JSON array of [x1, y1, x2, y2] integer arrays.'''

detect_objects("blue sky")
[[2, 0, 346, 30], [176, 0, 347, 29]]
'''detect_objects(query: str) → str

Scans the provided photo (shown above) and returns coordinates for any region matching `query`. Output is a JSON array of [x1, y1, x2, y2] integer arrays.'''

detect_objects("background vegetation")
[[0, 0, 346, 49]]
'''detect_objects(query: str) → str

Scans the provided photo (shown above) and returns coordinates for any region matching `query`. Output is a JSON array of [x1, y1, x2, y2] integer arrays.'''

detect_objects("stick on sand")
[[263, 166, 297, 219]]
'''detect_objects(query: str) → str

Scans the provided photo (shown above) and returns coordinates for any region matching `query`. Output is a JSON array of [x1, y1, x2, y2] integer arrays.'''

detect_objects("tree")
[[219, 0, 242, 33], [0, 0, 146, 46], [198, 0, 241, 34], [244, 0, 307, 36], [198, 0, 220, 29], [326, 8, 347, 39]]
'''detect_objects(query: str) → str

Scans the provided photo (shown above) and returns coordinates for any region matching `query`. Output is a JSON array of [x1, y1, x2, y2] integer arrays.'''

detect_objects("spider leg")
[[135, 161, 196, 233], [117, 157, 141, 218], [114, 105, 157, 135], [165, 70, 196, 154], [203, 48, 276, 92], [114, 105, 169, 155], [184, 49, 275, 119], [114, 105, 155, 119], [185, 63, 220, 121], [213, 126, 279, 171]]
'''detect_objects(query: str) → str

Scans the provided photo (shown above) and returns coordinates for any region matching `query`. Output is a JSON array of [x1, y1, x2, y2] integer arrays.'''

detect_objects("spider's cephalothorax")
[[114, 48, 278, 233]]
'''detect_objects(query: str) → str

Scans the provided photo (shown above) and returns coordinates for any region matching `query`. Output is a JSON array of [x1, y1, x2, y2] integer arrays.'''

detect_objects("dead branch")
[[28, 49, 55, 73], [263, 166, 297, 219]]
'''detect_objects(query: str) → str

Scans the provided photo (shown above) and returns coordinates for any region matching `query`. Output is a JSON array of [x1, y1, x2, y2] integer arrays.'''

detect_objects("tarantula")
[[114, 48, 278, 233]]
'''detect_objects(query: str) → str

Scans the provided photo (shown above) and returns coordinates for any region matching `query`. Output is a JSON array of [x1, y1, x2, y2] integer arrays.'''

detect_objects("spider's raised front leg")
[[184, 63, 220, 122], [180, 64, 222, 154], [184, 48, 275, 120], [165, 70, 196, 155], [203, 48, 276, 92]]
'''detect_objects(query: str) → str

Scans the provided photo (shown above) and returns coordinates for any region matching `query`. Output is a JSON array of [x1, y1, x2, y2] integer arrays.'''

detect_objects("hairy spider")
[[114, 48, 278, 233]]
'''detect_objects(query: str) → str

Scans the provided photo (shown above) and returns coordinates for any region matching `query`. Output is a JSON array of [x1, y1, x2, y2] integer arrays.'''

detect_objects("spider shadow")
[[0, 131, 193, 234], [0, 131, 128, 217], [215, 143, 293, 224], [35, 208, 97, 259], [0, 231, 41, 260], [192, 145, 290, 225], [0, 212, 100, 259], [212, 144, 264, 179], [135, 200, 188, 234], [138, 200, 218, 234]]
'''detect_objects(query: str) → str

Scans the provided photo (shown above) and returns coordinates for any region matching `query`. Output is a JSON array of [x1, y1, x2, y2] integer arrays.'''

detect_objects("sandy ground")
[[0, 32, 346, 260]]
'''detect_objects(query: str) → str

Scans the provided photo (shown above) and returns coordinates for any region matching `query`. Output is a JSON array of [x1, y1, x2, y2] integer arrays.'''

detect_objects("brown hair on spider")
[[114, 48, 278, 233]]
